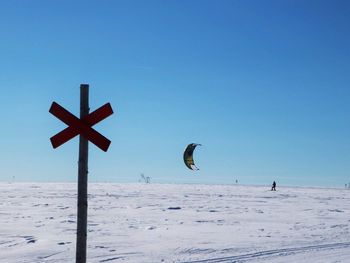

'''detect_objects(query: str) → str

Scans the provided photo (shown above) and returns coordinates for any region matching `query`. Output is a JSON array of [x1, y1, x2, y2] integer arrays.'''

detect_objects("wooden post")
[[76, 84, 89, 263]]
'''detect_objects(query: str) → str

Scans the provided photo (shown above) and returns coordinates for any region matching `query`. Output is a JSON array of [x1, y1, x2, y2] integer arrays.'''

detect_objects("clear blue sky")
[[0, 0, 349, 187]]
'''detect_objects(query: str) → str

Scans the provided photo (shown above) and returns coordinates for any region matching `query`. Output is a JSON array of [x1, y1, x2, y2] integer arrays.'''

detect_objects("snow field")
[[0, 183, 349, 262]]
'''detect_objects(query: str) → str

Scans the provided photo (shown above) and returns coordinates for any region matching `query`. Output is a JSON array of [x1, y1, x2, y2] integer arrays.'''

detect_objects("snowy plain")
[[0, 183, 349, 263]]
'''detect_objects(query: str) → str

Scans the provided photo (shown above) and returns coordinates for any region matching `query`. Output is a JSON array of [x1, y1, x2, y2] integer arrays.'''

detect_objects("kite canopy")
[[183, 143, 201, 170]]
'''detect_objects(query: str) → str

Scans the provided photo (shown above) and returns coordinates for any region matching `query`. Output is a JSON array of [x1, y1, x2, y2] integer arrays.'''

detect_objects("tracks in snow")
[[182, 242, 350, 263]]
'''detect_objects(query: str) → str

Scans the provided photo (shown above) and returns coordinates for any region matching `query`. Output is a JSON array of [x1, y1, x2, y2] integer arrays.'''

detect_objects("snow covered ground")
[[0, 183, 349, 263]]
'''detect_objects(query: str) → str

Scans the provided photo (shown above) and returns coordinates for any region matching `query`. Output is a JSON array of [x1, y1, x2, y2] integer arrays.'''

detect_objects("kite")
[[183, 143, 201, 170]]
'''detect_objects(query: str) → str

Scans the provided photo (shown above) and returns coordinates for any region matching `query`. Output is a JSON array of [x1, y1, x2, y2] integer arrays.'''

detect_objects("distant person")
[[271, 181, 276, 191]]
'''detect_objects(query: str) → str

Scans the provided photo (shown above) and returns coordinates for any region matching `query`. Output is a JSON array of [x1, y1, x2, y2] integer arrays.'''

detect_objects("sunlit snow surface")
[[1, 183, 350, 263]]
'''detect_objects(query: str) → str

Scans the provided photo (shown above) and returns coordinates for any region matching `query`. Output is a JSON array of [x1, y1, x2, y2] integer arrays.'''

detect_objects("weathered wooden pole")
[[76, 84, 89, 263], [50, 83, 113, 262]]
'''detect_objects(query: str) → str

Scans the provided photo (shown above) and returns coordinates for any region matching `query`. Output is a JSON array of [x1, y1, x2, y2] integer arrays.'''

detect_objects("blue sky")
[[0, 0, 349, 187]]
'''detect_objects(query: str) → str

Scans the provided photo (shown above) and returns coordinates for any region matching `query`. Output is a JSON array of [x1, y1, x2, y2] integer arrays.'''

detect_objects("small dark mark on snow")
[[168, 207, 181, 210], [329, 209, 344, 213], [99, 256, 124, 262], [95, 245, 107, 249], [23, 236, 36, 244], [38, 252, 63, 259]]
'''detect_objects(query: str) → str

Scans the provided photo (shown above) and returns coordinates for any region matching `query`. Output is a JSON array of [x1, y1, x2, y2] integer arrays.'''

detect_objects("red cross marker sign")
[[49, 102, 113, 151]]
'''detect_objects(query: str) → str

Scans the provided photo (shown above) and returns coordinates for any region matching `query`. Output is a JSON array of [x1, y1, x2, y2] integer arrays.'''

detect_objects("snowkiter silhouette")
[[271, 181, 276, 191]]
